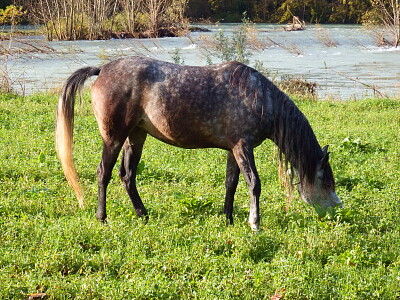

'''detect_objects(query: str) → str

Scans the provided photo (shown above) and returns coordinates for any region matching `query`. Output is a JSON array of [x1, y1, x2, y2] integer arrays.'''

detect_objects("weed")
[[198, 14, 262, 65], [170, 47, 185, 64]]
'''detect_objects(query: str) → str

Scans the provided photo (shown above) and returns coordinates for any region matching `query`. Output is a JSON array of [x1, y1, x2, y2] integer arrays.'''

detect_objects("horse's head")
[[297, 146, 342, 215]]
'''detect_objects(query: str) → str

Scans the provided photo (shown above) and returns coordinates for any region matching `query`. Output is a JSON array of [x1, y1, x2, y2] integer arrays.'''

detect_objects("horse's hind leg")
[[231, 140, 261, 231], [224, 151, 240, 225], [119, 128, 148, 218], [96, 141, 124, 221]]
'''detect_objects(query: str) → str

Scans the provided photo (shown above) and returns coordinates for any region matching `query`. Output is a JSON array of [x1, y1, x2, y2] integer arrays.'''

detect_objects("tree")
[[142, 0, 188, 37], [0, 4, 25, 25], [20, 0, 118, 40], [370, 0, 400, 47], [186, 0, 211, 20], [0, 0, 13, 10], [117, 0, 144, 34]]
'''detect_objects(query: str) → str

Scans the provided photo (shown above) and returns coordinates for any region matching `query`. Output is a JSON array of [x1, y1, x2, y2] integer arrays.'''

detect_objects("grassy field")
[[0, 91, 399, 299]]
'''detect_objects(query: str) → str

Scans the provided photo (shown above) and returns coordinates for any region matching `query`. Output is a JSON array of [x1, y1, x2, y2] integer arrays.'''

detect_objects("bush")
[[279, 75, 317, 98], [199, 14, 262, 65], [0, 5, 25, 25]]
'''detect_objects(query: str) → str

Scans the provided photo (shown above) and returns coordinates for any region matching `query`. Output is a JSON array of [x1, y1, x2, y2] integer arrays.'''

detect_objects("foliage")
[[19, 0, 117, 41], [328, 0, 372, 24], [0, 91, 399, 298], [186, 0, 373, 24], [0, 0, 13, 9], [170, 47, 185, 64], [10, 0, 395, 38], [0, 5, 25, 25]]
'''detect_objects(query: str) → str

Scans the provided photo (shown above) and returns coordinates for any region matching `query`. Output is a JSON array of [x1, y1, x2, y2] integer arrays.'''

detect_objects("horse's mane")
[[229, 62, 260, 100], [271, 87, 323, 186]]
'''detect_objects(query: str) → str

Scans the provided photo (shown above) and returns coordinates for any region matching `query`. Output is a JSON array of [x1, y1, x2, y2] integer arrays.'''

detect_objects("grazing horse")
[[56, 56, 341, 230]]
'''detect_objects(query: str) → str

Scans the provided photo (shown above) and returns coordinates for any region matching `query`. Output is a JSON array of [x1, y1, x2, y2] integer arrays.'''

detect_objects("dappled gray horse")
[[56, 56, 341, 230]]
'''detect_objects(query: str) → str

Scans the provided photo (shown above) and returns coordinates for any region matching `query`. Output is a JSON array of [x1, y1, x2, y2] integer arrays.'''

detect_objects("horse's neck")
[[272, 95, 322, 183]]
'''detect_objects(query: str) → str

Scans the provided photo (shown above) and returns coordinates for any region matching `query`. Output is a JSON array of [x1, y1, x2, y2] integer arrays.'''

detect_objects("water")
[[2, 24, 399, 99]]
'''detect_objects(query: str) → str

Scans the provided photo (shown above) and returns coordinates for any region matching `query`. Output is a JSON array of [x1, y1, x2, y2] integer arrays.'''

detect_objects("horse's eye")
[[317, 171, 324, 181]]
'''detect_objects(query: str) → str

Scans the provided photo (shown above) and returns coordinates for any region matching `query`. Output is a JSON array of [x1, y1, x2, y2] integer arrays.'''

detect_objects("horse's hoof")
[[135, 208, 148, 218], [96, 218, 107, 224], [249, 219, 260, 231], [141, 215, 149, 224], [226, 216, 234, 225], [248, 214, 260, 231], [96, 212, 107, 223]]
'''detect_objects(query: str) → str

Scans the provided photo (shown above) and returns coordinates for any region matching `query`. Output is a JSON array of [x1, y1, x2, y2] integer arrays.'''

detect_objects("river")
[[2, 24, 399, 99]]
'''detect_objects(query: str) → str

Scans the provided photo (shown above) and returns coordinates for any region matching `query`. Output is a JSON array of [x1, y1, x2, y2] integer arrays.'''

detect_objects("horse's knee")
[[120, 170, 136, 189], [98, 173, 111, 188], [97, 164, 107, 183]]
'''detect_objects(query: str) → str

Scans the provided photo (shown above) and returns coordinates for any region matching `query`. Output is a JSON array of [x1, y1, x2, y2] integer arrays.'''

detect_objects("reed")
[[19, 0, 189, 40], [315, 24, 337, 47]]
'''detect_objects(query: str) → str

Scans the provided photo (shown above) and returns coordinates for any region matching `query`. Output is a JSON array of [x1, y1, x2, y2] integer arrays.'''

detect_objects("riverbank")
[[0, 24, 212, 41]]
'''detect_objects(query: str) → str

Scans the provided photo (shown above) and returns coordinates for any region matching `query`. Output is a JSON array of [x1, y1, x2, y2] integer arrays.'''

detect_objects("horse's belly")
[[138, 116, 229, 149]]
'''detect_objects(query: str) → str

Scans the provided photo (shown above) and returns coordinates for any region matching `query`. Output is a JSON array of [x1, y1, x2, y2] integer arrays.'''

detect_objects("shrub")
[[0, 5, 25, 25]]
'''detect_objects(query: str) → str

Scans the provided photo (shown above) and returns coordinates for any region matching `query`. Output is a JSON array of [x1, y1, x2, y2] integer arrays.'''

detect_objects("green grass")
[[0, 92, 399, 299]]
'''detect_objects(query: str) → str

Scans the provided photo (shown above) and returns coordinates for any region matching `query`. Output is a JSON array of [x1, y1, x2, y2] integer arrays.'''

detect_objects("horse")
[[56, 56, 341, 230]]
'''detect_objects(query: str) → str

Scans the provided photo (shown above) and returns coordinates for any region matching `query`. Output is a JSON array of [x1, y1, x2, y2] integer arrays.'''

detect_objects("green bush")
[[0, 5, 25, 25]]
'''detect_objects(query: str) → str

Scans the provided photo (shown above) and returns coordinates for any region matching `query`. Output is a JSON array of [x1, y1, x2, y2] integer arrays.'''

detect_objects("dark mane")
[[270, 86, 323, 185], [228, 62, 264, 101]]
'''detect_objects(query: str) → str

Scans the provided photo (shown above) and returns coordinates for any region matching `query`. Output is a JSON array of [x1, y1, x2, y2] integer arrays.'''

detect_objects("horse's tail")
[[56, 66, 101, 208]]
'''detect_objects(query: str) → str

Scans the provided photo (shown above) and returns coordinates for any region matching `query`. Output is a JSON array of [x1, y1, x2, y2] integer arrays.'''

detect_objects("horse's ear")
[[322, 145, 329, 155], [321, 145, 330, 167]]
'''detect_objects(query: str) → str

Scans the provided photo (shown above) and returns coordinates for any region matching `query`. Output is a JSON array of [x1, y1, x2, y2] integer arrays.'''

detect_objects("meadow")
[[0, 91, 399, 299]]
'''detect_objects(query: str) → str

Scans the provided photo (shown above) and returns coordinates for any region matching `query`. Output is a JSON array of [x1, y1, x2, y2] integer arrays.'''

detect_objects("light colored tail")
[[55, 66, 100, 207]]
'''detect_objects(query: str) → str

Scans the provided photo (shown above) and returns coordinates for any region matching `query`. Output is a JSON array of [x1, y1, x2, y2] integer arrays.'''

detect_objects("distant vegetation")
[[14, 0, 188, 40], [363, 0, 400, 47], [0, 1, 398, 46], [0, 0, 396, 25], [0, 4, 24, 25], [1, 0, 378, 25], [188, 0, 372, 23]]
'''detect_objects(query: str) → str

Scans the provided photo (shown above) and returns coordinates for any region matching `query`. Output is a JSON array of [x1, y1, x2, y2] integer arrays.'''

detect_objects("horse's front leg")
[[232, 140, 261, 231], [224, 151, 240, 224], [96, 142, 123, 221]]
